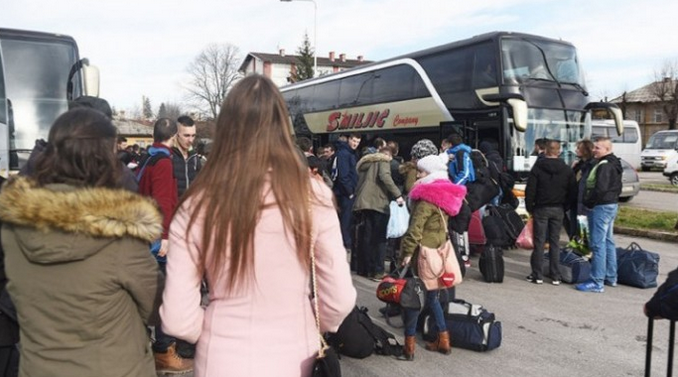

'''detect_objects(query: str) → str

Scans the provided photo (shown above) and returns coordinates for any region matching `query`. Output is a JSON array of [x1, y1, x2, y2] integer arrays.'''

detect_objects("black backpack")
[[328, 306, 403, 359]]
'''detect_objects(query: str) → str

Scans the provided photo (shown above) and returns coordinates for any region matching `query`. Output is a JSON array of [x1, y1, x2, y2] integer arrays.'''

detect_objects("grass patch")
[[640, 183, 678, 193], [616, 206, 678, 232]]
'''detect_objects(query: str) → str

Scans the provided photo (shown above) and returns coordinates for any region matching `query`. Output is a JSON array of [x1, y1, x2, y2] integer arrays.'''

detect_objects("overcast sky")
[[3, 0, 678, 113]]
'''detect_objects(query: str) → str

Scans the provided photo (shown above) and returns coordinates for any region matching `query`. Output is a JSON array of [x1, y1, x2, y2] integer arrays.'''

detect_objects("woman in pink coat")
[[160, 75, 356, 377]]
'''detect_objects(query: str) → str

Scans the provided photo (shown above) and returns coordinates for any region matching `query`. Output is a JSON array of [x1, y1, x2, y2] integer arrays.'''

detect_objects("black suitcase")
[[479, 244, 504, 283], [645, 317, 675, 377]]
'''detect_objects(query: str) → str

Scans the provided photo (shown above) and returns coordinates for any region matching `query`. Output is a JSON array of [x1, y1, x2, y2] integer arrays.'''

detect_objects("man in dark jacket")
[[172, 115, 202, 198], [576, 137, 622, 293], [333, 134, 361, 253], [525, 140, 576, 285]]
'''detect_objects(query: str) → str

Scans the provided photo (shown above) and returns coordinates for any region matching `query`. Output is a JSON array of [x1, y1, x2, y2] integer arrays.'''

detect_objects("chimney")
[[357, 55, 364, 62], [279, 48, 285, 57], [340, 53, 346, 62], [329, 51, 335, 62]]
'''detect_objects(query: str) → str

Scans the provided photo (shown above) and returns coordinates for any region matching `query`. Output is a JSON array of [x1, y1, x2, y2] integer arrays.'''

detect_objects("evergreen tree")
[[288, 32, 314, 83], [142, 96, 153, 119], [158, 103, 167, 118]]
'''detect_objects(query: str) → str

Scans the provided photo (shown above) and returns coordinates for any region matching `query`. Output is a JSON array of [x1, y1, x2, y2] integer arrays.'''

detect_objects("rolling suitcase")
[[645, 317, 675, 377], [468, 210, 486, 246], [479, 244, 504, 283]]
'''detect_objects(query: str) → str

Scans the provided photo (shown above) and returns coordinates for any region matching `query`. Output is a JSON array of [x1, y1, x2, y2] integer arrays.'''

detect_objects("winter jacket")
[[171, 147, 202, 198], [646, 266, 678, 320], [0, 177, 163, 377], [400, 178, 467, 260], [353, 153, 402, 214], [583, 153, 622, 208], [572, 158, 595, 215], [524, 157, 576, 213], [160, 179, 356, 377], [332, 140, 358, 198], [138, 143, 177, 239], [399, 161, 418, 195], [390, 156, 405, 193], [447, 144, 475, 185]]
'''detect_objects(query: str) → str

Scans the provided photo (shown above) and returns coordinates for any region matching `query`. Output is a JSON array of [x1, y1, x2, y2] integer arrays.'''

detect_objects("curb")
[[614, 226, 678, 243]]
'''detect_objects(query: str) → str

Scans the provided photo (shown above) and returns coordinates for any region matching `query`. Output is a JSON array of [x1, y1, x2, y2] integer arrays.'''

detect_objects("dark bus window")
[[0, 51, 5, 124], [313, 80, 340, 111], [339, 73, 373, 107], [471, 42, 497, 88], [418, 46, 473, 100], [373, 65, 427, 103]]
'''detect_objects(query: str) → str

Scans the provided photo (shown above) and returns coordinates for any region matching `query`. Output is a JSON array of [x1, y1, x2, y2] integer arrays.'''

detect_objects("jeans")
[[152, 262, 176, 352], [355, 210, 389, 276], [588, 203, 618, 288], [404, 290, 446, 337], [336, 195, 355, 249], [530, 206, 564, 280]]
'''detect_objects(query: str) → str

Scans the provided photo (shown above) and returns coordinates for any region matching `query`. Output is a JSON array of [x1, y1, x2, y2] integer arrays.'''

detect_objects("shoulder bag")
[[309, 210, 341, 377], [417, 208, 463, 291]]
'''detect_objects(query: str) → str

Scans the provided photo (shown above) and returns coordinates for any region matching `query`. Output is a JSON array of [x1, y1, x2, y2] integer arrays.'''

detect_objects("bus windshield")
[[511, 108, 590, 171], [1, 38, 79, 153], [501, 38, 583, 86]]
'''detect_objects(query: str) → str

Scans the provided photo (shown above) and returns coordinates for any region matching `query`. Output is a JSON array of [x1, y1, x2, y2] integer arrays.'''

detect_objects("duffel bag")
[[542, 249, 591, 284], [616, 242, 660, 289], [421, 299, 502, 352]]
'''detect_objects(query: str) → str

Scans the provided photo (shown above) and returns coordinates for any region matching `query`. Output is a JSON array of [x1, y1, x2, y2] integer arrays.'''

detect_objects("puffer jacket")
[[353, 153, 402, 214], [400, 177, 467, 262], [0, 177, 164, 377]]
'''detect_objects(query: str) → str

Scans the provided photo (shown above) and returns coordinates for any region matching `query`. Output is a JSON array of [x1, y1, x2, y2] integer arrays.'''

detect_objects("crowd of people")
[[0, 72, 674, 377]]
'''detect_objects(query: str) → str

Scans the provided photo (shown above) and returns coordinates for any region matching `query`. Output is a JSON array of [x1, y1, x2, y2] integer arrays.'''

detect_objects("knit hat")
[[417, 154, 448, 174], [410, 139, 438, 160]]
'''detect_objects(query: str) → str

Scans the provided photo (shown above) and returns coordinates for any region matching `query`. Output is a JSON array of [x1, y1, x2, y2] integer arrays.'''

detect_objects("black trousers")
[[530, 206, 563, 280], [0, 345, 19, 377], [355, 210, 389, 276]]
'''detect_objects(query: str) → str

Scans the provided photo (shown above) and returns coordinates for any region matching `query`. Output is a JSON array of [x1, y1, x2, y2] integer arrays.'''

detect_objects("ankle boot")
[[154, 342, 194, 374], [425, 331, 451, 355], [398, 335, 416, 361]]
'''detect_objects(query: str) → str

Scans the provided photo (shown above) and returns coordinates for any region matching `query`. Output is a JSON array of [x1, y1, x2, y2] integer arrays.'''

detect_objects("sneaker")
[[575, 281, 604, 293], [370, 273, 386, 282], [604, 280, 618, 287], [154, 342, 194, 374], [551, 280, 561, 286], [464, 259, 471, 268], [526, 274, 543, 284]]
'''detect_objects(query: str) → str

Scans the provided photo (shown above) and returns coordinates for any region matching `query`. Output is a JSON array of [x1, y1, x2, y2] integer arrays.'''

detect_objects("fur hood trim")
[[409, 179, 467, 217], [0, 177, 162, 242], [357, 153, 390, 170]]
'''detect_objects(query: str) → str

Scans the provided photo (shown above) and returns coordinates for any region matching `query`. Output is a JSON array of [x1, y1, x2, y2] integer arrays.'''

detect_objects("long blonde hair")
[[181, 75, 312, 293]]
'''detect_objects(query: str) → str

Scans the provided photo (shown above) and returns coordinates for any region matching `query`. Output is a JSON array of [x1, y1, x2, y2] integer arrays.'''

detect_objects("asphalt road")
[[341, 233, 676, 377], [622, 189, 678, 213]]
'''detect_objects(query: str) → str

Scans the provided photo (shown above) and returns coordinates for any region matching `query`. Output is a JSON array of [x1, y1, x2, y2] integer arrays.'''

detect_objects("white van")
[[592, 120, 641, 169], [640, 130, 678, 171]]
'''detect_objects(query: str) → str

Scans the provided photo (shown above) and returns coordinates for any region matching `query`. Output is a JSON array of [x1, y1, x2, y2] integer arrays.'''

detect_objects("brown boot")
[[425, 331, 451, 355], [398, 335, 416, 361], [155, 342, 194, 374]]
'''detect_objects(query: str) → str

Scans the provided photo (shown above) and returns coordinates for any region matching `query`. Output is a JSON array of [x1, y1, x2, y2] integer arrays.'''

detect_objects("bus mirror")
[[507, 98, 528, 132], [82, 63, 100, 98], [584, 102, 623, 136], [481, 93, 527, 132]]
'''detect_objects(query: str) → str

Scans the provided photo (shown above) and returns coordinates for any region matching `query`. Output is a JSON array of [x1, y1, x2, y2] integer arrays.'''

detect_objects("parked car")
[[663, 154, 678, 186], [619, 158, 640, 202], [640, 130, 678, 171]]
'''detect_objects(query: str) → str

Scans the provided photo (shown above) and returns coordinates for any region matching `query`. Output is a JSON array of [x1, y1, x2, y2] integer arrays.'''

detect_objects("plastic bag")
[[386, 201, 410, 239], [515, 218, 534, 249]]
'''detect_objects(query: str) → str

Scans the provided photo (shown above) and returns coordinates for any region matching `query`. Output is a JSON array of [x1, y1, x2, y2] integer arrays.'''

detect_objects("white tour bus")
[[592, 120, 641, 169]]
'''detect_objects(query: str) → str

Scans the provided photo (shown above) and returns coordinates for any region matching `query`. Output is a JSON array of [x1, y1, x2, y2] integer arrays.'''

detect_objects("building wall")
[[625, 102, 671, 146]]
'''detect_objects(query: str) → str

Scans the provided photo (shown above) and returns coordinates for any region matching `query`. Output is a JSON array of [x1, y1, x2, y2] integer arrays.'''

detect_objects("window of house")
[[634, 109, 642, 123], [654, 108, 663, 123]]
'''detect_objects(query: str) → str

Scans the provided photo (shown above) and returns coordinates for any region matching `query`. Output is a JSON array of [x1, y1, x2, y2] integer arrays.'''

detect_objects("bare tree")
[[185, 43, 242, 120], [157, 102, 184, 120], [650, 60, 678, 130]]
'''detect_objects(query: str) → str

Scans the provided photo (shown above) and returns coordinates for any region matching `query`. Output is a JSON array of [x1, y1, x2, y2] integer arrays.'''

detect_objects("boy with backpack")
[[445, 133, 475, 185]]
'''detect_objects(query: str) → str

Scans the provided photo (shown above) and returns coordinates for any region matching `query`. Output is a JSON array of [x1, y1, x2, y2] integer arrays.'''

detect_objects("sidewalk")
[[615, 225, 678, 243]]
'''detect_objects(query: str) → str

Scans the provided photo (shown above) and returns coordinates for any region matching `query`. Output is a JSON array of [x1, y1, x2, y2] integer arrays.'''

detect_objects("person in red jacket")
[[137, 118, 193, 374]]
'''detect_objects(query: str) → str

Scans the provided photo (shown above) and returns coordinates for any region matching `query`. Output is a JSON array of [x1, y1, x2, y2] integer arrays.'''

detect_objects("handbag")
[[376, 265, 425, 311], [310, 217, 341, 377], [386, 201, 410, 239], [515, 217, 534, 249], [418, 209, 463, 291]]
